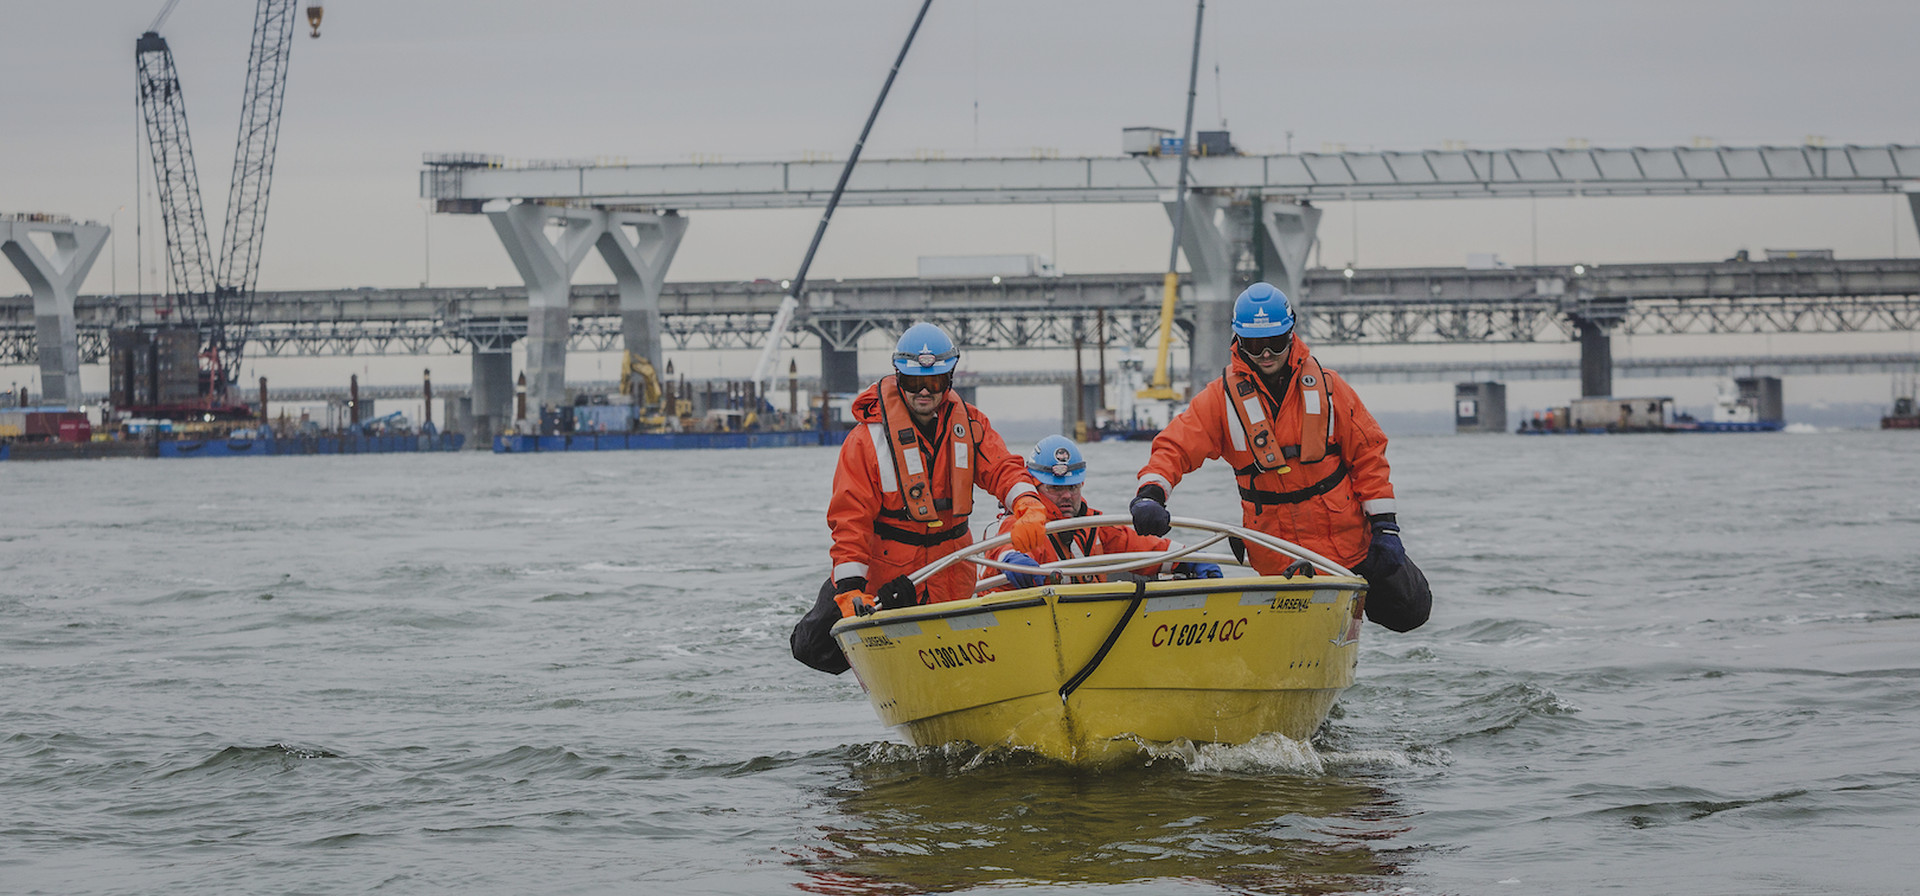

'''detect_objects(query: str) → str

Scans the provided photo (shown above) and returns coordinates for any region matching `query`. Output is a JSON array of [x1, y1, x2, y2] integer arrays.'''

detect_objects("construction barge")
[[1519, 377, 1787, 435], [494, 429, 845, 453], [490, 353, 853, 453], [1, 329, 462, 462], [1, 429, 464, 462]]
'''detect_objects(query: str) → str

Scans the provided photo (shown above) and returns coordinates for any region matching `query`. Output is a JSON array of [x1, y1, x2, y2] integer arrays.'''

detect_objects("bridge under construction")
[[7, 255, 1919, 430], [412, 143, 1920, 433], [8, 143, 1920, 434]]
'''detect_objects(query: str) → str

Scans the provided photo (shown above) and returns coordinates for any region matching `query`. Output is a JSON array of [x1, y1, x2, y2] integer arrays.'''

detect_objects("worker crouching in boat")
[[979, 435, 1221, 590], [1129, 283, 1432, 633], [790, 322, 1051, 674]]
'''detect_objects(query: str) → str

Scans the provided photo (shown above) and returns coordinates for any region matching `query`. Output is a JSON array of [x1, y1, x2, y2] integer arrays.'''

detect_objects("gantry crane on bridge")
[[132, 0, 320, 410]]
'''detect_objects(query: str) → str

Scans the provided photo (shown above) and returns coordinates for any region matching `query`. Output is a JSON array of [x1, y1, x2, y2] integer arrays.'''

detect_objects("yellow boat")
[[831, 515, 1367, 765]]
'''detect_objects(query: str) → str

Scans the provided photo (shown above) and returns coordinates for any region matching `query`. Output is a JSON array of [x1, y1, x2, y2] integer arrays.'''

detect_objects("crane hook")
[[306, 4, 323, 38]]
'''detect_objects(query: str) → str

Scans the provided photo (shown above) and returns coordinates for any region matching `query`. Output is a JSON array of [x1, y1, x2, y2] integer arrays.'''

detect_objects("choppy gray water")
[[4, 431, 1917, 894]]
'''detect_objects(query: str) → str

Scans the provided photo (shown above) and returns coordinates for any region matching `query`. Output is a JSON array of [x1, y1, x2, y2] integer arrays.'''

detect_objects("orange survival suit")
[[1137, 332, 1395, 574], [826, 377, 1038, 613], [978, 502, 1189, 592]]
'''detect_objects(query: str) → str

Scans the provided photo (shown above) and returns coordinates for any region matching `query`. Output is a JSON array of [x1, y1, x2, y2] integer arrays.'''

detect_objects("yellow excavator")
[[619, 351, 686, 429]]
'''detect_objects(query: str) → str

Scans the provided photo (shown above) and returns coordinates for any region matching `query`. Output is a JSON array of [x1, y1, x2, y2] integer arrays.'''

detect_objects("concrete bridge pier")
[[1455, 382, 1508, 433], [1908, 183, 1920, 246], [1165, 193, 1242, 392], [2, 218, 108, 408], [819, 341, 861, 396], [1257, 198, 1323, 325], [469, 348, 515, 441], [1059, 381, 1101, 439], [597, 211, 687, 373], [487, 203, 613, 414], [1575, 318, 1614, 397]]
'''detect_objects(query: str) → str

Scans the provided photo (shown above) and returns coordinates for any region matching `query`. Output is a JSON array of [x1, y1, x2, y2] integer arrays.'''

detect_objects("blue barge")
[[159, 432, 466, 458], [494, 429, 850, 453]]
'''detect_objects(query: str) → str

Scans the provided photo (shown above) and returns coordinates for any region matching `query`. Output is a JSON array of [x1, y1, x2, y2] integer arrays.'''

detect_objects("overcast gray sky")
[[3, 1, 1917, 411], [5, 0, 1916, 295]]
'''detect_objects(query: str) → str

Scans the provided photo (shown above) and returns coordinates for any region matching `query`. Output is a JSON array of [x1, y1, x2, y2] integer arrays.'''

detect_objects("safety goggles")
[[1237, 334, 1291, 359], [896, 372, 952, 395]]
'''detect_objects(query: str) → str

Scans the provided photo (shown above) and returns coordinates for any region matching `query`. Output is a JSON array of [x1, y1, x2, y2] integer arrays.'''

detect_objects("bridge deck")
[[422, 145, 1920, 208]]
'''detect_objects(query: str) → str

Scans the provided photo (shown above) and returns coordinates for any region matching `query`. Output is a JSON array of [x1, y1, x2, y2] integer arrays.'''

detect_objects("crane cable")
[[1143, 0, 1207, 399], [751, 0, 936, 401], [148, 0, 183, 33]]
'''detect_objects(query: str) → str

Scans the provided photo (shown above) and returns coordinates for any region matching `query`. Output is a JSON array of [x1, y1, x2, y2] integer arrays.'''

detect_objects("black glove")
[[1367, 514, 1406, 572], [875, 575, 920, 610], [1130, 484, 1171, 537], [1283, 558, 1317, 579]]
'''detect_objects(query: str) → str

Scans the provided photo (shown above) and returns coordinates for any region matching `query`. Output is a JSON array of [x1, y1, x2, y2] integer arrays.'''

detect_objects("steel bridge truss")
[[7, 259, 1920, 365]]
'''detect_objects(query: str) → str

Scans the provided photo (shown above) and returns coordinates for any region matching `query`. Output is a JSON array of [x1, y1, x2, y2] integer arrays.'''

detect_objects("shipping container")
[[1122, 126, 1172, 156], [1194, 130, 1237, 156], [573, 404, 638, 433], [110, 326, 204, 407], [0, 410, 87, 442], [57, 418, 92, 443], [1569, 396, 1675, 432]]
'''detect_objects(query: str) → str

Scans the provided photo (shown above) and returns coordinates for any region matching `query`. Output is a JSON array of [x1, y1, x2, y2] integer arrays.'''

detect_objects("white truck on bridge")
[[917, 254, 1059, 279]]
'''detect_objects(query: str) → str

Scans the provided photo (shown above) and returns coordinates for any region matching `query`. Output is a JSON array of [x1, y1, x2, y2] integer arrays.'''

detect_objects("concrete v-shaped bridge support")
[[484, 203, 685, 422], [1162, 193, 1321, 391], [2, 218, 109, 408], [599, 212, 688, 376], [1908, 183, 1920, 250]]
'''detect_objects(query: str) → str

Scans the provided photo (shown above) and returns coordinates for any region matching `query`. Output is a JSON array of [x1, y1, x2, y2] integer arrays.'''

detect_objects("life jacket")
[[983, 503, 1181, 589], [1224, 350, 1330, 470], [1045, 508, 1099, 567], [866, 375, 975, 541], [1223, 350, 1348, 509]]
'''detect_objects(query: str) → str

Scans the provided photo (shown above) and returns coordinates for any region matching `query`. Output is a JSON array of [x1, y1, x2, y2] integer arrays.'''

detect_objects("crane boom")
[[755, 0, 935, 405], [135, 29, 218, 316], [134, 0, 308, 398], [214, 0, 301, 379]]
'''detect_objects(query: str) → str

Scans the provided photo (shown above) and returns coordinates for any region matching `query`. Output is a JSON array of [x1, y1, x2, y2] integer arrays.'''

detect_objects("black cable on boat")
[[1059, 579, 1148, 701], [785, 0, 935, 301]]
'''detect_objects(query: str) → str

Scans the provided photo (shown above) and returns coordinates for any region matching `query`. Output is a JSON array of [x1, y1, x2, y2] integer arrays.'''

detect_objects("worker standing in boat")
[[980, 435, 1221, 590], [1129, 283, 1431, 632], [791, 322, 1052, 673]]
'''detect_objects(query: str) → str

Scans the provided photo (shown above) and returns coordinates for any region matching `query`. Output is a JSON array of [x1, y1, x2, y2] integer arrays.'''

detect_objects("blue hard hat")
[[893, 322, 960, 375], [1231, 282, 1295, 338], [1027, 434, 1087, 486]]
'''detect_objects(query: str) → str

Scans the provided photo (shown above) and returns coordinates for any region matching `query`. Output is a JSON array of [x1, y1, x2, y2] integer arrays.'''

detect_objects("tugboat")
[[1670, 378, 1787, 433], [1883, 372, 1919, 430]]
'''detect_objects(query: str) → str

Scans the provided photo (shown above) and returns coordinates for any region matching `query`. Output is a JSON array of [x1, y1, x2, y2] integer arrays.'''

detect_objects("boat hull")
[[831, 576, 1365, 765]]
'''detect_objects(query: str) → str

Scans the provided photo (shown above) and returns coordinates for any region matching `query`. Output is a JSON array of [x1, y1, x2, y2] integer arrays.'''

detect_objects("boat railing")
[[908, 514, 1354, 592]]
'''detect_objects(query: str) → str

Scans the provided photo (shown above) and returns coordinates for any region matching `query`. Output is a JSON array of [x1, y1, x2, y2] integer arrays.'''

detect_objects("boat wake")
[[849, 732, 1415, 777], [1131, 731, 1416, 775]]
